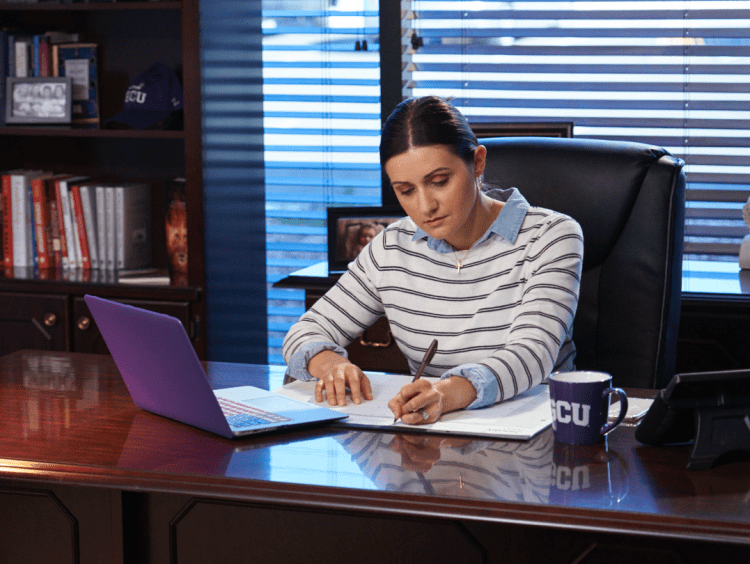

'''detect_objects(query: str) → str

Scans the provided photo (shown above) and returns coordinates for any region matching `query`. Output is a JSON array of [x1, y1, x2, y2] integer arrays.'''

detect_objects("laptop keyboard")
[[218, 397, 292, 428]]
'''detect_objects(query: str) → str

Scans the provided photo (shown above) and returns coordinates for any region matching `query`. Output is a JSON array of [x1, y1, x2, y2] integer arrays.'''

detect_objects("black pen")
[[393, 339, 439, 423]]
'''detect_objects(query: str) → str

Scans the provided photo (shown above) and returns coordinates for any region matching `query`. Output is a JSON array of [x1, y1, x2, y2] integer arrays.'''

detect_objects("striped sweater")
[[283, 188, 584, 408]]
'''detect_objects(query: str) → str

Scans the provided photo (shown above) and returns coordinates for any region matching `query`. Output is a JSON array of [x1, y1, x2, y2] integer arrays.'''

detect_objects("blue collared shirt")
[[411, 187, 528, 251]]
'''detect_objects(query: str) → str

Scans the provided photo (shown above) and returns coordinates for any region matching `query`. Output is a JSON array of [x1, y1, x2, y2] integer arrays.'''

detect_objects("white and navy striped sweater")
[[283, 189, 584, 408]]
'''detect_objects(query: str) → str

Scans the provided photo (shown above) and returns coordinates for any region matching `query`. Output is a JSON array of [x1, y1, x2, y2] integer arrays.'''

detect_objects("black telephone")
[[635, 368, 750, 470]]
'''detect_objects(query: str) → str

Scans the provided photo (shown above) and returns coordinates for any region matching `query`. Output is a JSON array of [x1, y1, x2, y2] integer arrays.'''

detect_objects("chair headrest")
[[481, 137, 681, 269]]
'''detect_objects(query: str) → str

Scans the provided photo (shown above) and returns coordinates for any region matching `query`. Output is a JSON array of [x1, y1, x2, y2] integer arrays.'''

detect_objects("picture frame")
[[327, 205, 405, 273], [5, 77, 73, 125], [471, 122, 574, 139]]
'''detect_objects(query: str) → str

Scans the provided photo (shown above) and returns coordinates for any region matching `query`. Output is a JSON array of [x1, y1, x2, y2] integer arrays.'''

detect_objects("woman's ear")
[[474, 145, 487, 179]]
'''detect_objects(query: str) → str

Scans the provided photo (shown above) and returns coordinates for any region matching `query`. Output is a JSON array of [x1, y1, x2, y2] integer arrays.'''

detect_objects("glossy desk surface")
[[1, 350, 749, 546]]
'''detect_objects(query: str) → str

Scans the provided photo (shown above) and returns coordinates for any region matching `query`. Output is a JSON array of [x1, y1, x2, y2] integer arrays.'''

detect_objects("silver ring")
[[421, 409, 429, 421]]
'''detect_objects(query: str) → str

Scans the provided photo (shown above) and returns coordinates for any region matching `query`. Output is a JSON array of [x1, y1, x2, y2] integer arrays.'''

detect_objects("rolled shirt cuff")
[[285, 341, 349, 382], [440, 363, 500, 410]]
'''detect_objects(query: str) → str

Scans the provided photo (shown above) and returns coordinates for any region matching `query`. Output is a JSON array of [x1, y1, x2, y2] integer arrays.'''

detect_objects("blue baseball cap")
[[105, 63, 183, 129]]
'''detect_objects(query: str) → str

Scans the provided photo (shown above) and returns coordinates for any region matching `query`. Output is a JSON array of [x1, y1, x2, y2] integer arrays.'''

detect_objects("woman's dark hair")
[[379, 96, 479, 167]]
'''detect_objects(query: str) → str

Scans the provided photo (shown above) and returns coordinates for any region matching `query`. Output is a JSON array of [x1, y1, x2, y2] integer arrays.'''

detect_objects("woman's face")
[[385, 144, 485, 249]]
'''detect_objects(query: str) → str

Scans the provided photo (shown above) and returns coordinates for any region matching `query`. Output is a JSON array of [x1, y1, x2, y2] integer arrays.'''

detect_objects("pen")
[[394, 339, 439, 423]]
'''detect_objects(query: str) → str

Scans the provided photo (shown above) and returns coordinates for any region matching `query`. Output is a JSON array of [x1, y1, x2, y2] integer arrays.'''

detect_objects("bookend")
[[687, 405, 750, 470]]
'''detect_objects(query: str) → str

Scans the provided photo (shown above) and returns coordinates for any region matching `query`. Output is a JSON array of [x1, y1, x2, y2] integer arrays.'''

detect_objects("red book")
[[31, 175, 53, 268], [69, 184, 90, 269], [38, 36, 50, 77], [1, 173, 12, 268]]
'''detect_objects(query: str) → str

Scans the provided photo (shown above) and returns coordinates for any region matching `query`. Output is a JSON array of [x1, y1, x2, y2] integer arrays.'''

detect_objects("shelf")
[[0, 1, 181, 12], [0, 270, 201, 301], [0, 126, 184, 139]]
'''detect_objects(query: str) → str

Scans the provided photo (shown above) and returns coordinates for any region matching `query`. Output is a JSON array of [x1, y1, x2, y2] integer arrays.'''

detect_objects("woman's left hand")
[[388, 379, 445, 425], [388, 376, 478, 425]]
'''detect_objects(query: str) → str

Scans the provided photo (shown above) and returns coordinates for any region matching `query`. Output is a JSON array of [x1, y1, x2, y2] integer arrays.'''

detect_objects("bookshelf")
[[0, 0, 206, 359]]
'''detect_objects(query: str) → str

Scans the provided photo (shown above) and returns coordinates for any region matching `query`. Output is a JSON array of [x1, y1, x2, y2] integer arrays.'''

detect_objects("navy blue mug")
[[549, 371, 628, 445]]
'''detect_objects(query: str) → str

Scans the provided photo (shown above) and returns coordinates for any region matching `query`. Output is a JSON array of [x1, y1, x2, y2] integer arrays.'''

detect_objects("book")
[[38, 35, 50, 77], [1, 169, 26, 267], [56, 43, 99, 126], [14, 38, 31, 78], [57, 176, 88, 269], [276, 375, 554, 440], [115, 183, 152, 270], [95, 184, 107, 270], [79, 184, 99, 269], [44, 31, 80, 46], [0, 29, 8, 123], [10, 170, 41, 268], [105, 186, 115, 270], [2, 172, 14, 267], [27, 172, 37, 268], [69, 183, 90, 270], [53, 176, 73, 269], [7, 32, 15, 78], [30, 174, 57, 269], [48, 196, 62, 269], [117, 267, 170, 286]]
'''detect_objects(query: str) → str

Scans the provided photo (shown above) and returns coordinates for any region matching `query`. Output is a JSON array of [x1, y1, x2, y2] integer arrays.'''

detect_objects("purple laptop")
[[84, 294, 346, 438]]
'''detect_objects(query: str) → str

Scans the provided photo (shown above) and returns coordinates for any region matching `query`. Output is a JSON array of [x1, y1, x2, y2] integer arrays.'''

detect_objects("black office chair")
[[481, 137, 686, 390]]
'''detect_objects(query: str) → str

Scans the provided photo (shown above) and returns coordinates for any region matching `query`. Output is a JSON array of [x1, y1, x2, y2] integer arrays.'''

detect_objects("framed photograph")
[[471, 122, 574, 139], [5, 77, 73, 125], [327, 206, 404, 272]]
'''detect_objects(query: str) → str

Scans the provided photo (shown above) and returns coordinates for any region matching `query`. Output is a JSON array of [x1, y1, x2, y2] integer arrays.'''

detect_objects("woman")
[[282, 96, 583, 425]]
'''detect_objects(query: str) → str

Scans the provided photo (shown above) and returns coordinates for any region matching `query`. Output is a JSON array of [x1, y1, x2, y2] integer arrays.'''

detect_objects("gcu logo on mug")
[[550, 399, 591, 427], [551, 462, 590, 491], [549, 371, 628, 445]]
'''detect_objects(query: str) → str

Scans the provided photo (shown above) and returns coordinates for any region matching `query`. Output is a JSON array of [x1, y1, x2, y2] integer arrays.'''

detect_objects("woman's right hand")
[[308, 351, 373, 407]]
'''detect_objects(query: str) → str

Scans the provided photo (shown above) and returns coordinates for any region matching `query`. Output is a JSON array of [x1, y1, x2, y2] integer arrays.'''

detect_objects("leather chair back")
[[481, 137, 685, 389]]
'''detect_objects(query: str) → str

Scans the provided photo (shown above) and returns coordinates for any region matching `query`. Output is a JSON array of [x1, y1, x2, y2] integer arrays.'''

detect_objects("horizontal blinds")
[[263, 1, 381, 364], [402, 0, 750, 260]]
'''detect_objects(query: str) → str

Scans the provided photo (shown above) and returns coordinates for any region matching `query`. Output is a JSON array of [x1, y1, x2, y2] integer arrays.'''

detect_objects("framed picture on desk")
[[327, 206, 404, 273]]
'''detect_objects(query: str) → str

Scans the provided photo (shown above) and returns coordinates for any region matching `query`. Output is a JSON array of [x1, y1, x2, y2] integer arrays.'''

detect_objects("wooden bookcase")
[[0, 1, 206, 358]]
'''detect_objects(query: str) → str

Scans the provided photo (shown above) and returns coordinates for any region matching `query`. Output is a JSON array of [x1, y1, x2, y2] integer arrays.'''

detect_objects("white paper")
[[274, 374, 552, 440], [608, 397, 653, 425]]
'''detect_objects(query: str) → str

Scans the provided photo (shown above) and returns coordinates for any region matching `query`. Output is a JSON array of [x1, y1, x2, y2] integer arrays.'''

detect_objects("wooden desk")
[[1, 351, 749, 564]]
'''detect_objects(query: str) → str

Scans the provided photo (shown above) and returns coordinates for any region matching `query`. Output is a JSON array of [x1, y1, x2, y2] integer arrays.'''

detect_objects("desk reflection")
[[335, 429, 555, 502], [116, 410, 636, 509]]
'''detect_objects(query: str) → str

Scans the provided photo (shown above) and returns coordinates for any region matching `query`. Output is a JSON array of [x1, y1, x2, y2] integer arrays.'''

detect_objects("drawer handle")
[[44, 313, 57, 327], [77, 316, 91, 331], [359, 330, 393, 348]]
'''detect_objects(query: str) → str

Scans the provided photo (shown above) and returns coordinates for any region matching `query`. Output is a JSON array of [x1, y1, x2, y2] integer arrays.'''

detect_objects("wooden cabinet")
[[73, 295, 192, 355], [0, 293, 69, 356], [0, 280, 201, 357], [0, 1, 205, 358]]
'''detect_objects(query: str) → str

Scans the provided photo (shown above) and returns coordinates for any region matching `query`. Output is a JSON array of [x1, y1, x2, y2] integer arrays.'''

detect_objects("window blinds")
[[263, 1, 381, 364], [401, 0, 750, 260]]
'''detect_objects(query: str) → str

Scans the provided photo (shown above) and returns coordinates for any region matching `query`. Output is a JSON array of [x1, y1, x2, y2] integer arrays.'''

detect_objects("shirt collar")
[[411, 187, 529, 253]]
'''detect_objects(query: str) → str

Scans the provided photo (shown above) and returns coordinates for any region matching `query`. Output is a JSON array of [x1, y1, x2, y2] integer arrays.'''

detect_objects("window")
[[263, 1, 381, 364], [401, 0, 750, 260]]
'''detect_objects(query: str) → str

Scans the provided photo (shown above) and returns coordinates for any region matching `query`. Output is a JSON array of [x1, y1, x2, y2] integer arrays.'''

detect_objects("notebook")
[[84, 294, 347, 438]]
